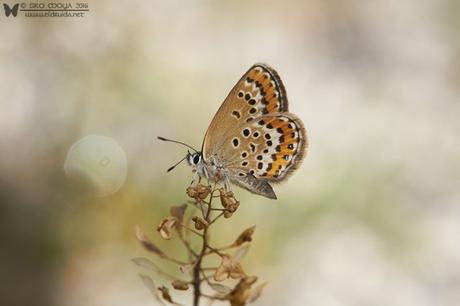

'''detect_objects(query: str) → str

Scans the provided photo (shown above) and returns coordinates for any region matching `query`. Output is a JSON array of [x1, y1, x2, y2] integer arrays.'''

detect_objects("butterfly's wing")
[[202, 63, 288, 155], [202, 63, 307, 199], [3, 4, 10, 14], [223, 113, 307, 199]]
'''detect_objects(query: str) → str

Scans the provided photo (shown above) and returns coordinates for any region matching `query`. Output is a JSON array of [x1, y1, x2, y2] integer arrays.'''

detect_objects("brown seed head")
[[234, 225, 256, 246], [224, 201, 240, 218], [219, 188, 240, 218], [227, 276, 260, 306], [191, 216, 208, 230], [171, 279, 189, 291], [219, 188, 237, 208], [157, 217, 178, 240], [226, 201, 240, 213], [157, 285, 173, 303], [186, 184, 211, 200], [214, 254, 245, 282]]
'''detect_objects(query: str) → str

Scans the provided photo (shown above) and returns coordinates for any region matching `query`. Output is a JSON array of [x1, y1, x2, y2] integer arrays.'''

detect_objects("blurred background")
[[1, 0, 460, 305]]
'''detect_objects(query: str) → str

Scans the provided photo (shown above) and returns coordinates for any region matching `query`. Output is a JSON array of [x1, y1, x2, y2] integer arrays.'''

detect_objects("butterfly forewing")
[[202, 63, 288, 158]]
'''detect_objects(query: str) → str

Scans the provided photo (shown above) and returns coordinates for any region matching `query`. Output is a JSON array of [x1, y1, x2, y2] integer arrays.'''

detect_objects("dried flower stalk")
[[133, 184, 265, 306]]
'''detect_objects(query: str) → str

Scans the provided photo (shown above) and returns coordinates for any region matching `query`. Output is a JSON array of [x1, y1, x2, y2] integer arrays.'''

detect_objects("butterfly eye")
[[193, 154, 201, 165]]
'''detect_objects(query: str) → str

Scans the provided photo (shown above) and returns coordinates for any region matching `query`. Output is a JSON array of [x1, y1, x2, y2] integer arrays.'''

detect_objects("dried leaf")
[[135, 226, 166, 257], [132, 257, 161, 274], [170, 204, 187, 223], [233, 244, 250, 262], [139, 274, 166, 306], [227, 276, 261, 306], [209, 282, 233, 295], [214, 255, 245, 282], [233, 225, 256, 247], [247, 282, 268, 304], [157, 217, 178, 240], [158, 285, 173, 303]]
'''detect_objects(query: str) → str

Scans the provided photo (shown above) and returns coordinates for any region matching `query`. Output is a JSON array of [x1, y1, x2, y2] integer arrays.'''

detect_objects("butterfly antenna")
[[157, 136, 198, 153], [166, 154, 188, 173]]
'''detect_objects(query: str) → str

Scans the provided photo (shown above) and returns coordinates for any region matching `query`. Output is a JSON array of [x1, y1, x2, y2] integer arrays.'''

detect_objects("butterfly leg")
[[200, 166, 214, 188], [190, 170, 200, 186], [223, 173, 232, 193]]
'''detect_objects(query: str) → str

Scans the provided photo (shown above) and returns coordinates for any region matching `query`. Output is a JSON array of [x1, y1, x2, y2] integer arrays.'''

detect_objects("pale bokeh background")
[[1, 1, 460, 306]]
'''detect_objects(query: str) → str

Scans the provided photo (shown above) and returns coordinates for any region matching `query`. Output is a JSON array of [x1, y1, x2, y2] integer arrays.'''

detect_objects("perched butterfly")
[[160, 63, 307, 199]]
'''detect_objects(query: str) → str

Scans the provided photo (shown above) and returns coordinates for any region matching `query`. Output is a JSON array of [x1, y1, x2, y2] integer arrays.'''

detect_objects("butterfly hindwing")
[[225, 113, 306, 181]]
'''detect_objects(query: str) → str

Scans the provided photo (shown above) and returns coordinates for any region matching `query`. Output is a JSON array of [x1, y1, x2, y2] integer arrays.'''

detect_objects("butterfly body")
[[187, 151, 223, 185], [180, 63, 307, 199]]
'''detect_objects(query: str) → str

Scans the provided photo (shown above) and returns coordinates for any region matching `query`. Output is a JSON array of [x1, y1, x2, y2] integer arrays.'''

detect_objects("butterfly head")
[[186, 150, 212, 180], [186, 151, 203, 167]]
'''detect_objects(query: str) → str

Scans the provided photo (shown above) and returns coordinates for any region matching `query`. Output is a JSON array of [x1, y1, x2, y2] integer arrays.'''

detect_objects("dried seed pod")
[[157, 217, 178, 240], [171, 279, 189, 291], [186, 184, 211, 200], [223, 210, 233, 218], [157, 285, 173, 303], [192, 216, 209, 230], [226, 201, 240, 213], [186, 186, 198, 199], [233, 225, 256, 246], [227, 276, 263, 306], [223, 201, 240, 218], [219, 188, 240, 218], [214, 255, 245, 282], [219, 188, 237, 208]]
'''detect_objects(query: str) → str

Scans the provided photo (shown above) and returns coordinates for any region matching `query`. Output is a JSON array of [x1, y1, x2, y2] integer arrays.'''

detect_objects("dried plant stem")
[[209, 212, 225, 225], [193, 188, 214, 306], [164, 255, 189, 266], [178, 222, 205, 237], [193, 243, 205, 306], [135, 183, 263, 306]]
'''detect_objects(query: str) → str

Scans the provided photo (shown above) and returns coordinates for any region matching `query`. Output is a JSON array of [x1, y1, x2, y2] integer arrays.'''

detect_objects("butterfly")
[[3, 3, 19, 17], [161, 64, 307, 199]]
